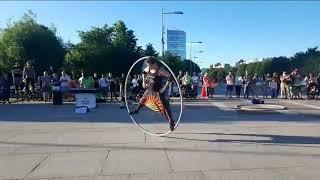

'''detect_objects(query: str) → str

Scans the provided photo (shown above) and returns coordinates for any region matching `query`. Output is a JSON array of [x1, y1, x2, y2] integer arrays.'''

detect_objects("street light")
[[188, 41, 203, 73], [161, 9, 184, 59]]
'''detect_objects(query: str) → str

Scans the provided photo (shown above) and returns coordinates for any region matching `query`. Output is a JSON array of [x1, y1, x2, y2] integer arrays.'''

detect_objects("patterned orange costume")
[[130, 65, 175, 131]]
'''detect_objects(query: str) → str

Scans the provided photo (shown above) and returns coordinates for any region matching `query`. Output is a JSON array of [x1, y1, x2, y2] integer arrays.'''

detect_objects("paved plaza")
[[0, 96, 320, 180]]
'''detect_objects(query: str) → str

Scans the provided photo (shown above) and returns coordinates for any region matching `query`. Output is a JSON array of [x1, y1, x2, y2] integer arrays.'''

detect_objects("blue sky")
[[1, 1, 320, 68]]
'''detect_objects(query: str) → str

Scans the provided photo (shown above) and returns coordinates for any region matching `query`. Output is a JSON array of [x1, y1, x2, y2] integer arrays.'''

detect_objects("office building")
[[167, 30, 186, 60]]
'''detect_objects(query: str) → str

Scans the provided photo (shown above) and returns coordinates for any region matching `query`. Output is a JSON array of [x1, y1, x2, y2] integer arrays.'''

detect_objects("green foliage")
[[206, 68, 228, 80], [234, 47, 320, 77], [65, 21, 142, 76], [162, 52, 201, 75], [0, 10, 66, 74], [144, 43, 158, 57]]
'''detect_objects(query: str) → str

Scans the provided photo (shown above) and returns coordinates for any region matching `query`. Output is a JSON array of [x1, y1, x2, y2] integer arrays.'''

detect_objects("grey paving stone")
[[102, 149, 171, 175], [95, 175, 129, 180], [28, 152, 107, 179], [167, 151, 231, 172], [0, 153, 48, 179]]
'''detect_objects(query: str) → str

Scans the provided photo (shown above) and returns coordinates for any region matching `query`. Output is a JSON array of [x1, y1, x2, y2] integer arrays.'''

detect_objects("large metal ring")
[[124, 56, 183, 136]]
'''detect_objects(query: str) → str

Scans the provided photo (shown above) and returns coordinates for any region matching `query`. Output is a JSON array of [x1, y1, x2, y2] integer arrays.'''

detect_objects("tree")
[[65, 20, 143, 76], [143, 43, 158, 57], [180, 59, 201, 74], [0, 10, 66, 74], [162, 51, 182, 74], [214, 63, 222, 67]]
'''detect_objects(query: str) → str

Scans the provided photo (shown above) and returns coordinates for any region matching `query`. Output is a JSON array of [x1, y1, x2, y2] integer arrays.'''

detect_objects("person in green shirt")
[[181, 72, 192, 97], [79, 72, 94, 89]]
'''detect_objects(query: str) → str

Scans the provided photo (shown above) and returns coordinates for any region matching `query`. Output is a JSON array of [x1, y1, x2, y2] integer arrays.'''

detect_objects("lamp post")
[[161, 9, 184, 60], [188, 41, 202, 73], [193, 50, 203, 73]]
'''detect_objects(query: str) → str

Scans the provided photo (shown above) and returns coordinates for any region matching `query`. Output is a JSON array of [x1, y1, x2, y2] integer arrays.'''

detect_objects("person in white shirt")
[[59, 71, 70, 100], [225, 72, 234, 98], [60, 71, 70, 92], [99, 74, 109, 100], [131, 75, 139, 95]]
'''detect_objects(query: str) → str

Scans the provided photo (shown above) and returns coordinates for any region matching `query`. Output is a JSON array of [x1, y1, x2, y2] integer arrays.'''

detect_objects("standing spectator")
[[243, 74, 250, 99], [201, 73, 210, 99], [40, 71, 51, 102], [191, 72, 199, 97], [79, 72, 94, 89], [0, 73, 11, 104], [306, 73, 317, 98], [198, 72, 203, 88], [115, 77, 120, 99], [291, 69, 302, 99], [273, 72, 281, 98], [11, 62, 23, 97], [49, 66, 55, 77], [261, 75, 268, 99], [51, 73, 61, 91], [131, 75, 139, 95], [108, 73, 116, 101], [119, 74, 126, 96], [181, 72, 192, 97], [69, 74, 78, 89], [119, 74, 126, 108], [225, 72, 234, 98], [23, 61, 36, 94], [235, 76, 242, 98], [68, 74, 78, 101], [177, 70, 183, 86], [60, 71, 70, 91], [78, 72, 84, 87], [270, 78, 278, 99], [93, 72, 99, 89], [60, 71, 70, 99], [280, 72, 286, 99], [281, 72, 292, 99], [207, 76, 216, 98], [251, 74, 259, 98], [99, 74, 109, 100]]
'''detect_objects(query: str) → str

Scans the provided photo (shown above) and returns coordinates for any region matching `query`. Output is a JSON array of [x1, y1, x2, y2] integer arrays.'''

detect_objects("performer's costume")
[[129, 67, 175, 131]]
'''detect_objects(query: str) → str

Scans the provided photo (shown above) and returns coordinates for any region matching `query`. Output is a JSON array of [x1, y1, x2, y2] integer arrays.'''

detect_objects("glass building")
[[167, 30, 186, 60]]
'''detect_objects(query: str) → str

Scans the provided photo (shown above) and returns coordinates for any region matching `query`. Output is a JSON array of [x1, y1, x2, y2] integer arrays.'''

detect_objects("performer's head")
[[146, 56, 158, 69]]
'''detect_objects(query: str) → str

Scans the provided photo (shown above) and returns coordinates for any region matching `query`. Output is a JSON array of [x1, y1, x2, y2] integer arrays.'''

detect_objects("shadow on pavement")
[[1, 140, 320, 157], [167, 132, 320, 145]]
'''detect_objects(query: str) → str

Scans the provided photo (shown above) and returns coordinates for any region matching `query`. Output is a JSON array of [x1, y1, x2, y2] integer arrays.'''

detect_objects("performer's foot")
[[169, 121, 175, 131], [129, 109, 139, 115]]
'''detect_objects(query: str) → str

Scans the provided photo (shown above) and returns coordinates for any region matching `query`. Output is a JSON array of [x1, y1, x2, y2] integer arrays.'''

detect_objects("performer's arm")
[[158, 68, 171, 78]]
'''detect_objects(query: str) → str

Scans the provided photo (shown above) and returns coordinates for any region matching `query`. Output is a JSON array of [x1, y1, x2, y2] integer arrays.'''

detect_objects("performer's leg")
[[129, 95, 146, 115], [160, 93, 175, 131]]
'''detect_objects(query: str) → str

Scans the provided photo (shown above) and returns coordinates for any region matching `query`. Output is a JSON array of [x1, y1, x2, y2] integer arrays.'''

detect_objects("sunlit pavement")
[[1, 94, 320, 179]]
